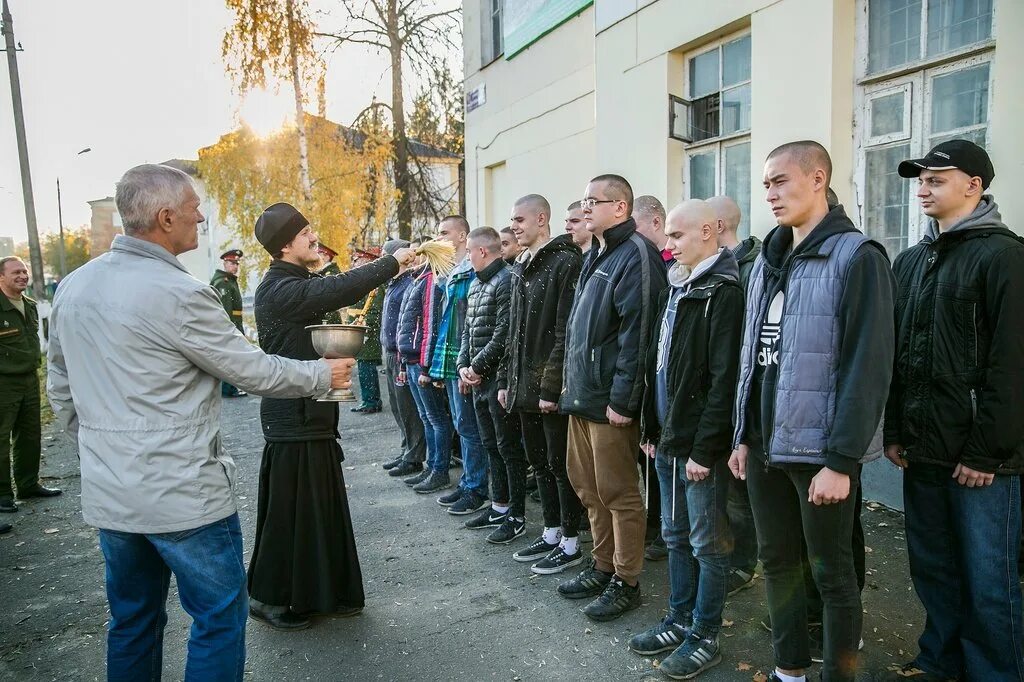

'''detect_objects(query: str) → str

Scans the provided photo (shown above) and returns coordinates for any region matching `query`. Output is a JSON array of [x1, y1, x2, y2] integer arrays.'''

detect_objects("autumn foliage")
[[197, 114, 396, 286]]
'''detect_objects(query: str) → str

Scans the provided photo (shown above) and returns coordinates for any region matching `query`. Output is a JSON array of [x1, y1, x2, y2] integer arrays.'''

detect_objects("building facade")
[[463, 0, 1020, 508]]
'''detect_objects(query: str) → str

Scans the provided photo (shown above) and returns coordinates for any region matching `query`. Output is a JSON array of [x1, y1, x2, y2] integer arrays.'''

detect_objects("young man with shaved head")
[[564, 201, 592, 252], [558, 174, 667, 621], [499, 226, 522, 265], [498, 193, 586, 574], [630, 199, 744, 678], [729, 141, 895, 682], [885, 141, 1024, 680]]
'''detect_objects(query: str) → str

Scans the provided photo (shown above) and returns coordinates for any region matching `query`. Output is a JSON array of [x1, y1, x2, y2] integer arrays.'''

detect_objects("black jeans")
[[640, 449, 661, 534], [519, 411, 584, 537], [473, 379, 527, 517], [746, 451, 861, 681], [727, 475, 758, 573], [805, 480, 865, 620]]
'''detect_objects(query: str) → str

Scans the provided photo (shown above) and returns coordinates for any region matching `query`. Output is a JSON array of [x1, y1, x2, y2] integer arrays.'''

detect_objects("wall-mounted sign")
[[466, 83, 487, 113], [504, 0, 593, 59]]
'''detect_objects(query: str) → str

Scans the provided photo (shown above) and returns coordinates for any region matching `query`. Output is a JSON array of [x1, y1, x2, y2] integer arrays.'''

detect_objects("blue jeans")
[[406, 365, 453, 474], [655, 451, 732, 636], [98, 513, 248, 682], [904, 463, 1024, 681], [446, 377, 488, 497]]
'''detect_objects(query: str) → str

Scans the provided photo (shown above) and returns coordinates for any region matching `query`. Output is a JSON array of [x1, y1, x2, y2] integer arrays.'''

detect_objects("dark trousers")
[[0, 371, 41, 500], [641, 449, 662, 534], [472, 379, 527, 517], [904, 463, 1024, 681], [519, 411, 584, 537], [747, 453, 861, 681], [727, 476, 758, 573], [384, 353, 426, 464], [356, 360, 382, 409], [805, 481, 865, 619]]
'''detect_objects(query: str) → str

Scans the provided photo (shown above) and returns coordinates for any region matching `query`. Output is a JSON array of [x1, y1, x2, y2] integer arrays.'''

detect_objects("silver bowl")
[[305, 324, 366, 401]]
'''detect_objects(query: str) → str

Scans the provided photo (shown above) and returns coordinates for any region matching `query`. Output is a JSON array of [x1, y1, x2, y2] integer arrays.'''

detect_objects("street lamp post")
[[56, 147, 91, 278]]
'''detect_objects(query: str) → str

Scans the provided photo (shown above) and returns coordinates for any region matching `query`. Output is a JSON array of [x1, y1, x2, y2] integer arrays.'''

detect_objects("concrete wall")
[[463, 2, 597, 228]]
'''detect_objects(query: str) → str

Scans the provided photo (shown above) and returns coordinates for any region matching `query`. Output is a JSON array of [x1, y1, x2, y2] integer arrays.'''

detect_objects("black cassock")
[[247, 256, 398, 614]]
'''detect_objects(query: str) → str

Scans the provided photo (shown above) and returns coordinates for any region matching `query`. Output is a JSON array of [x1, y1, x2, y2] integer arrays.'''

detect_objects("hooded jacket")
[[560, 218, 668, 423], [641, 248, 744, 466], [458, 258, 511, 378], [732, 206, 895, 474], [255, 256, 398, 442], [884, 196, 1024, 474], [499, 234, 582, 412], [733, 235, 762, 293], [396, 267, 443, 370]]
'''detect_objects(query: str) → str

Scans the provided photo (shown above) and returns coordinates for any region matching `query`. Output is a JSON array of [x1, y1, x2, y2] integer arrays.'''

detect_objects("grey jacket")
[[47, 235, 332, 533]]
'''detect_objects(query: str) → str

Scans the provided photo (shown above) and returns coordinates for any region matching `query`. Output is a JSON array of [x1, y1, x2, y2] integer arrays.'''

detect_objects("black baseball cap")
[[898, 139, 994, 189]]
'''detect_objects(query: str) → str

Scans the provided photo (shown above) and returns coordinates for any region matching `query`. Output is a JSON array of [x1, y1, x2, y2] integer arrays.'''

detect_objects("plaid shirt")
[[430, 257, 475, 380]]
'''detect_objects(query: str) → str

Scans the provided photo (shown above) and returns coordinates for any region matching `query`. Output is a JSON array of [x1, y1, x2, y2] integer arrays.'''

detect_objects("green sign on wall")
[[503, 0, 593, 59]]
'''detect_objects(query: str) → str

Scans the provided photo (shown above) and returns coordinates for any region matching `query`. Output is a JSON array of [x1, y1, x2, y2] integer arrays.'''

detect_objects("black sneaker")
[[644, 534, 668, 561], [531, 546, 585, 575], [659, 633, 722, 679], [389, 461, 423, 477], [447, 491, 489, 515], [413, 471, 451, 494], [557, 562, 613, 600], [512, 536, 558, 563], [382, 455, 404, 470], [437, 488, 464, 507], [465, 507, 507, 530], [582, 575, 641, 622], [726, 568, 755, 596], [627, 617, 689, 655], [403, 469, 430, 486], [486, 517, 526, 544]]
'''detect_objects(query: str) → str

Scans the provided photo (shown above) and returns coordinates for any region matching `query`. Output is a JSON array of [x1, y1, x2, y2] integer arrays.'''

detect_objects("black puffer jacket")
[[255, 257, 398, 442], [884, 196, 1024, 474], [641, 249, 744, 466], [499, 234, 582, 412], [560, 218, 668, 422], [457, 258, 510, 378]]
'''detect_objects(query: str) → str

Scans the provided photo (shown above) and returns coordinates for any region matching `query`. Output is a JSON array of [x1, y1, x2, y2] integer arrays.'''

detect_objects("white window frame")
[[865, 82, 913, 146], [859, 0, 997, 80], [855, 8, 995, 252], [481, 0, 504, 68], [680, 30, 753, 235]]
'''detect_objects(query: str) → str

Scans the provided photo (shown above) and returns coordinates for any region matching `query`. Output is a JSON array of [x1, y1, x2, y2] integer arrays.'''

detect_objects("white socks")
[[542, 526, 562, 545], [774, 671, 805, 682], [560, 535, 579, 555], [493, 503, 509, 514]]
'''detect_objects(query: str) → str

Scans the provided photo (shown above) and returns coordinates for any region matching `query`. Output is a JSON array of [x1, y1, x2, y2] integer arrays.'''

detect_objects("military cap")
[[255, 202, 309, 255], [220, 249, 243, 262]]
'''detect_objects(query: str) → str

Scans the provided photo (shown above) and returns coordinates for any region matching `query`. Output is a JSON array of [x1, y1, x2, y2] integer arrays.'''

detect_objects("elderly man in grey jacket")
[[46, 164, 354, 682]]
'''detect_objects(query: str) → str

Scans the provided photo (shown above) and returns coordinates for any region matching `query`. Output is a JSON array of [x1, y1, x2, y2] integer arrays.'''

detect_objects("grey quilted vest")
[[733, 232, 883, 466]]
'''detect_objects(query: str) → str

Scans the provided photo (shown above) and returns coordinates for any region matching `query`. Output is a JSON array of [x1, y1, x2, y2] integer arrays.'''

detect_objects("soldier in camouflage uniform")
[[210, 249, 247, 397], [0, 257, 61, 514]]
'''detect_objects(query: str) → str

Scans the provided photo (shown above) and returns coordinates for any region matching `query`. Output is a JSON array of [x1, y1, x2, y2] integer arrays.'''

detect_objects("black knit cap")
[[255, 203, 309, 255]]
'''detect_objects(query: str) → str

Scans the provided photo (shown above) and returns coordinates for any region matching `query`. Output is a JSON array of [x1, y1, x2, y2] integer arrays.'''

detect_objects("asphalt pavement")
[[0, 374, 925, 681]]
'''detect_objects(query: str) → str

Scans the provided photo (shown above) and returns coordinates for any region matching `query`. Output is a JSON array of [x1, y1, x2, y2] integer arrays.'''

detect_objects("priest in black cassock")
[[247, 203, 415, 630]]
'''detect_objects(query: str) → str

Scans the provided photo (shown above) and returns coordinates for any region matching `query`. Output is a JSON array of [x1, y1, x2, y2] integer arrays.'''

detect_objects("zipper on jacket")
[[970, 388, 978, 423], [972, 302, 978, 368], [704, 297, 711, 318]]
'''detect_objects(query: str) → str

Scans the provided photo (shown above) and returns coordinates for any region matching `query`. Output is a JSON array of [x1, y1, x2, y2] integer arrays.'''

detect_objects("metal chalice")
[[306, 324, 367, 402]]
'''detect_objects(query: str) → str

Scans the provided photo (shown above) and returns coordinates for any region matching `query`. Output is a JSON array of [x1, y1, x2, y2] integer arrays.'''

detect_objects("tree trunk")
[[286, 0, 313, 205], [387, 0, 412, 240]]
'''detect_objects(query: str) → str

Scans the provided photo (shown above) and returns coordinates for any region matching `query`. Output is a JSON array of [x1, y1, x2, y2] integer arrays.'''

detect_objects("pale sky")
[[0, 0, 460, 244]]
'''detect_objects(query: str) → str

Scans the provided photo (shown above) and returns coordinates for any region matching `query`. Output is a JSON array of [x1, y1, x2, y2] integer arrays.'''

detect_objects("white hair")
[[115, 164, 194, 235]]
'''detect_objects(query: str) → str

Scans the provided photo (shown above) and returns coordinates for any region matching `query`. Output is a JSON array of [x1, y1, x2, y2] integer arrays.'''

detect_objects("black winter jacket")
[[734, 235, 761, 294], [499, 234, 582, 412], [255, 256, 398, 442], [884, 196, 1024, 474], [641, 249, 744, 466], [458, 258, 511, 378], [560, 218, 668, 422]]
